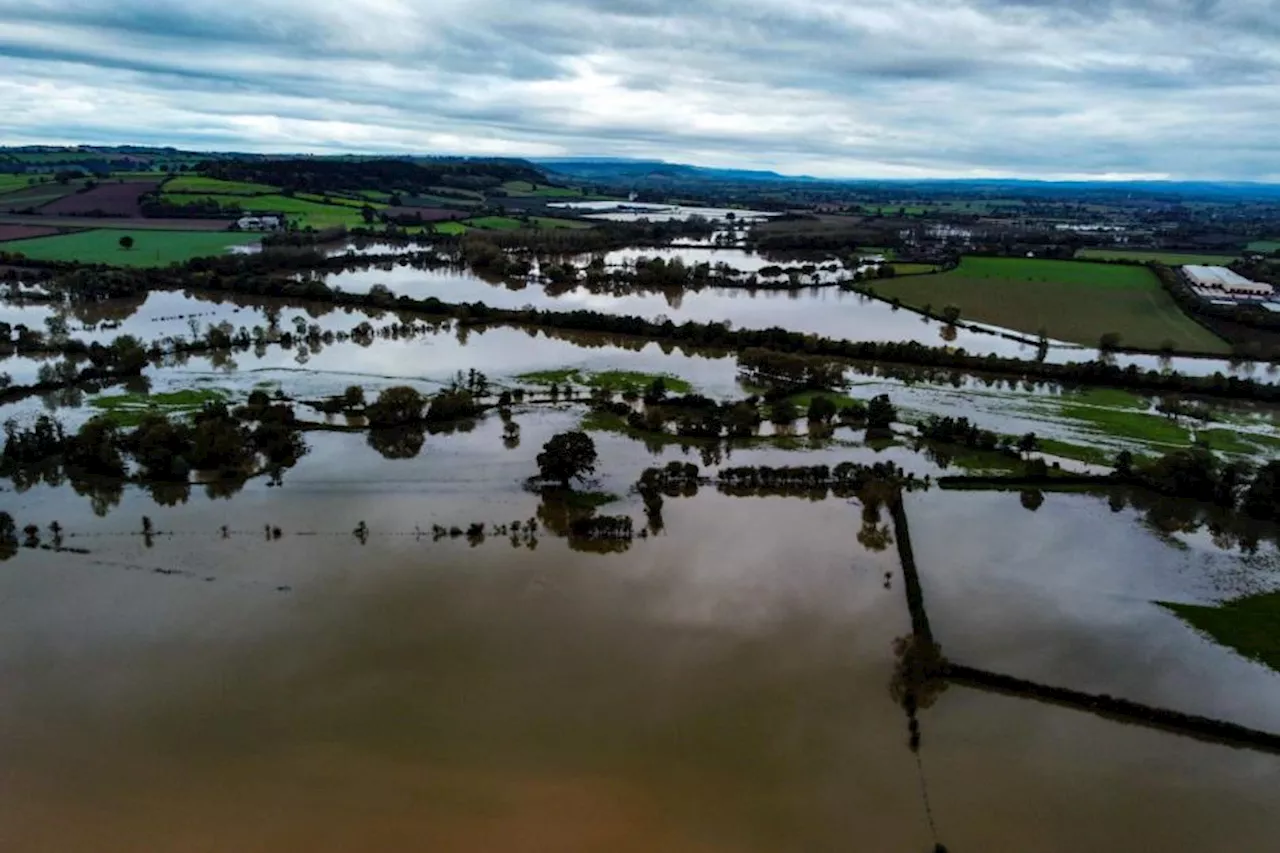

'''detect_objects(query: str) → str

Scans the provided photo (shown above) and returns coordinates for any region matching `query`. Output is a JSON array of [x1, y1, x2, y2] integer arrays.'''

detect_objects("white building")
[[1181, 265, 1274, 299], [236, 215, 282, 231]]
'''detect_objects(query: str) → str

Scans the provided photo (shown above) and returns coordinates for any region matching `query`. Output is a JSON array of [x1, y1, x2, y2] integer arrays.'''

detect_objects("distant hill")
[[535, 158, 818, 184]]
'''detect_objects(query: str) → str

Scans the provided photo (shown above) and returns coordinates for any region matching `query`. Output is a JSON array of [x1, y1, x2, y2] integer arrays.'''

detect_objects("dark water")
[[2, 420, 1279, 850]]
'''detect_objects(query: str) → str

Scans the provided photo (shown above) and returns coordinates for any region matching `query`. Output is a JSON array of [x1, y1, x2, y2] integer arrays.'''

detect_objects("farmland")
[[41, 181, 159, 216], [159, 192, 369, 228], [1076, 249, 1240, 265], [0, 180, 87, 211], [163, 175, 280, 195], [0, 224, 62, 242], [0, 228, 260, 266], [871, 256, 1232, 353]]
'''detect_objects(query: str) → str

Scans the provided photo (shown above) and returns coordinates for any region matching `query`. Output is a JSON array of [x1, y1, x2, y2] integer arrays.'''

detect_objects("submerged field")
[[871, 256, 1231, 353], [0, 228, 260, 266]]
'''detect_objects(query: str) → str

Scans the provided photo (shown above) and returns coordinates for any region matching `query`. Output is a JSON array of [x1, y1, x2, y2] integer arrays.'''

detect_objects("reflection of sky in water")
[[908, 488, 1280, 731]]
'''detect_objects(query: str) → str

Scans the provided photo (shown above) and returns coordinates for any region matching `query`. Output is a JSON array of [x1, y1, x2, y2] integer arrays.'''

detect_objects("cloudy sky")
[[0, 0, 1276, 180]]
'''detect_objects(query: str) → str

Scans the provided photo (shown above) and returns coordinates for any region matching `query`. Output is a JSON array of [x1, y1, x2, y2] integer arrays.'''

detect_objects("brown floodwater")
[[1, 419, 1279, 851]]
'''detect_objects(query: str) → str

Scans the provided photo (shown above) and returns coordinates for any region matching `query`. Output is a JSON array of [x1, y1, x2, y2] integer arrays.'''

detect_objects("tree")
[[342, 385, 366, 409], [118, 235, 134, 251], [941, 304, 961, 325], [1017, 432, 1039, 458], [770, 398, 798, 425], [536, 430, 598, 487], [1020, 489, 1045, 512], [0, 511, 17, 561], [360, 205, 377, 223], [1113, 449, 1134, 478], [866, 394, 897, 432], [807, 395, 838, 425], [1099, 331, 1122, 351], [366, 386, 424, 427]]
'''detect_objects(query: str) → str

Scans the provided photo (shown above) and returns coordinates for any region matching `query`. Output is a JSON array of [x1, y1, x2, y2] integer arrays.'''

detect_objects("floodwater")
[[2, 420, 1279, 850], [548, 201, 779, 223]]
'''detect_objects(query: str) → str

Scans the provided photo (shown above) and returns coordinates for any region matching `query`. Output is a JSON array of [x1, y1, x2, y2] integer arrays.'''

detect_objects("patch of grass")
[[517, 369, 692, 394], [0, 174, 46, 193], [891, 263, 941, 276], [90, 388, 229, 426], [1162, 591, 1280, 673], [872, 255, 1231, 353], [433, 221, 470, 235], [1076, 249, 1240, 265], [163, 176, 279, 195], [160, 192, 369, 228], [501, 181, 584, 198], [1057, 401, 1191, 446], [1197, 428, 1280, 456], [0, 229, 260, 267], [1064, 387, 1149, 410], [1248, 240, 1280, 254], [1036, 438, 1119, 467], [463, 216, 524, 231], [786, 390, 863, 411], [295, 192, 386, 209]]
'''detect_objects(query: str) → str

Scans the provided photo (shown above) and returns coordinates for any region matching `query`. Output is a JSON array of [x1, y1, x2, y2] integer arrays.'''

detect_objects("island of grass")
[[90, 388, 229, 426], [516, 369, 692, 395], [0, 229, 261, 267], [870, 256, 1231, 353], [1162, 591, 1280, 674]]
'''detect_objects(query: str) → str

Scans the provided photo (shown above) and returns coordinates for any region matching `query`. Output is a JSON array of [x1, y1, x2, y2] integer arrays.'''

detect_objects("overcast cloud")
[[0, 0, 1276, 179]]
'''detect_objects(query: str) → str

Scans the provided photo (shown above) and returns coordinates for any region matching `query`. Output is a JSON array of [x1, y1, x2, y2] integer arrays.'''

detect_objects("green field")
[[529, 216, 593, 230], [463, 216, 524, 231], [161, 192, 367, 228], [295, 192, 386, 209], [870, 256, 1231, 353], [163, 175, 279, 195], [0, 229, 260, 267], [1076, 249, 1239, 265], [1162, 591, 1280, 673], [890, 262, 941, 276], [0, 174, 46, 194], [433, 221, 470, 235], [501, 181, 583, 198], [1249, 240, 1280, 254]]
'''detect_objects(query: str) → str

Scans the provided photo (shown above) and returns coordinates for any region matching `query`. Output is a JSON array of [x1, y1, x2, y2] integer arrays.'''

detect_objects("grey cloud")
[[0, 0, 1276, 179]]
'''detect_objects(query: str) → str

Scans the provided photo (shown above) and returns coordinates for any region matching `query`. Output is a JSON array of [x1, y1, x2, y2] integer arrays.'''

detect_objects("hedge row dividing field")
[[871, 256, 1232, 353], [1076, 249, 1240, 265]]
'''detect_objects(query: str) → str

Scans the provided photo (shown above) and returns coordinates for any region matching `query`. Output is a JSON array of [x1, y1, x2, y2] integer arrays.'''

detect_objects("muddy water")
[[2, 420, 1279, 850]]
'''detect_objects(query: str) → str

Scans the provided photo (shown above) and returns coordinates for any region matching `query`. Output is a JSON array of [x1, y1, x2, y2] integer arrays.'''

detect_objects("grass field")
[[502, 181, 583, 198], [1076, 249, 1239, 265], [1162, 591, 1280, 674], [870, 256, 1231, 353], [163, 176, 279, 195], [433, 221, 470, 235], [160, 192, 367, 228], [529, 217, 593, 230], [0, 180, 87, 210], [1249, 240, 1280, 254], [463, 216, 524, 231], [891, 262, 941, 276], [0, 229, 260, 267], [0, 175, 45, 193], [295, 192, 386, 209]]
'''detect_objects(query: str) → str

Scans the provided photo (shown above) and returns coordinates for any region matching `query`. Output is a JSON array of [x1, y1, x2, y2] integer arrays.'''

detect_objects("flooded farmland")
[[4, 259, 1280, 852]]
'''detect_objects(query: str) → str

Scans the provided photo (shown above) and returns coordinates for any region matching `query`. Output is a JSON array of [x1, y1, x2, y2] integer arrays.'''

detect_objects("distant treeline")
[[196, 157, 545, 194]]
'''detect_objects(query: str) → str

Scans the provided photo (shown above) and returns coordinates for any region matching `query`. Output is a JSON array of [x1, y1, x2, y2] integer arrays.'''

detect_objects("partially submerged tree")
[[536, 430, 598, 487]]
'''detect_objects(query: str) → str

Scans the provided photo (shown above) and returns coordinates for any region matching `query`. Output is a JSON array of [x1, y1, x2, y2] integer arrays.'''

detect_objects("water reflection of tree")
[[857, 483, 896, 552], [69, 473, 124, 517], [367, 426, 426, 460], [535, 488, 632, 554], [146, 480, 191, 507]]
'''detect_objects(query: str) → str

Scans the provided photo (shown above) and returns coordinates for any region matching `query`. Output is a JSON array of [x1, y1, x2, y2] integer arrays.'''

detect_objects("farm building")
[[236, 215, 282, 231], [1180, 265, 1274, 299]]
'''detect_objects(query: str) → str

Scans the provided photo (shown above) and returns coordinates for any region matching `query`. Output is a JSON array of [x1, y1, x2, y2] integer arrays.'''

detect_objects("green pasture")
[[433, 221, 470, 235], [163, 175, 280, 195], [1075, 249, 1240, 265], [870, 256, 1231, 353], [161, 192, 368, 228], [0, 174, 45, 193], [463, 216, 524, 231], [1249, 240, 1280, 254], [1162, 592, 1280, 674], [0, 229, 260, 267], [501, 181, 583, 198]]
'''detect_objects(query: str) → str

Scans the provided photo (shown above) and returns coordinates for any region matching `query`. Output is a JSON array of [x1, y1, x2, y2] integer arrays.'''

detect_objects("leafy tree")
[[806, 395, 838, 425], [342, 385, 366, 409], [1017, 432, 1039, 458], [0, 511, 17, 561], [866, 394, 897, 432], [941, 305, 961, 325], [536, 430, 598, 487], [118, 235, 134, 251], [1113, 449, 1134, 478], [770, 398, 798, 425], [1020, 489, 1045, 512], [366, 386, 424, 427], [1099, 331, 1122, 351]]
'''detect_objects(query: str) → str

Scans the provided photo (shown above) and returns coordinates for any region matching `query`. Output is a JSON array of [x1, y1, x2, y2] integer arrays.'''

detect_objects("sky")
[[0, 0, 1277, 181]]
